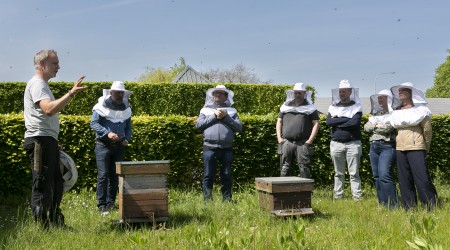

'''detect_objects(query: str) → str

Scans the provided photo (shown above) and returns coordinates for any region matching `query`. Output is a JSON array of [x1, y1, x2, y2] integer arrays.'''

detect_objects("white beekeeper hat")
[[369, 89, 394, 115], [338, 79, 352, 89], [102, 81, 132, 107], [390, 82, 427, 109], [204, 85, 235, 106], [59, 151, 78, 192], [293, 82, 307, 91], [284, 82, 313, 105], [331, 79, 360, 105]]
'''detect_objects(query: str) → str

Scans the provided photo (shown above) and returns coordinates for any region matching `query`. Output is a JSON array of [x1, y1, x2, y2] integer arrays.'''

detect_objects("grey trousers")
[[330, 140, 362, 199], [280, 140, 314, 178]]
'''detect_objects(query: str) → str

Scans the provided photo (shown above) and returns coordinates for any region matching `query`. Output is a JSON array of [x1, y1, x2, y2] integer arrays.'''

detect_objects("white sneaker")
[[98, 206, 110, 216]]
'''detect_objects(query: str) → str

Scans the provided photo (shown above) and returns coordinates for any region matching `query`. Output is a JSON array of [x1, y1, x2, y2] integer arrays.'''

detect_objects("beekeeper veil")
[[280, 82, 317, 114], [370, 89, 393, 115], [390, 82, 427, 109], [204, 85, 234, 108], [102, 81, 132, 108], [93, 81, 132, 123], [331, 79, 361, 105], [328, 80, 363, 118], [389, 82, 432, 128], [59, 151, 78, 192]]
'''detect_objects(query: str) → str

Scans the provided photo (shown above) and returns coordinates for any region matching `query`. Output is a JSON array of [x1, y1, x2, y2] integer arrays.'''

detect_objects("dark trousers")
[[95, 141, 124, 207], [396, 150, 438, 210], [24, 136, 63, 221], [202, 148, 233, 201]]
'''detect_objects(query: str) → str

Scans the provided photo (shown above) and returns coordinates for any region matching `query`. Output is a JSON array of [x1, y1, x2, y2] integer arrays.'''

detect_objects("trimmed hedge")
[[1, 113, 449, 196], [0, 82, 315, 116]]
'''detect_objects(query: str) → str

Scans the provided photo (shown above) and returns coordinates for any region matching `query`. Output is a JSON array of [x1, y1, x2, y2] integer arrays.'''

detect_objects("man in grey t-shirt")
[[23, 49, 87, 229]]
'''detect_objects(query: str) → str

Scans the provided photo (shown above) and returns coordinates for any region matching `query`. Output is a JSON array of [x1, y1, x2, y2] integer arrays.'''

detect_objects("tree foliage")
[[426, 49, 450, 98], [136, 58, 269, 84], [136, 57, 186, 83], [0, 82, 308, 115], [202, 63, 271, 84]]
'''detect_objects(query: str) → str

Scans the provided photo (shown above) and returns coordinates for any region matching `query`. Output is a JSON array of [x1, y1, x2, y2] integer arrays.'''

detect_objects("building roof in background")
[[314, 97, 450, 115], [172, 66, 211, 83]]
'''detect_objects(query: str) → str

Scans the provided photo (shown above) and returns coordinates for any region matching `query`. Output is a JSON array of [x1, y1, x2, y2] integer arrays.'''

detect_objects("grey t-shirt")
[[24, 76, 59, 139]]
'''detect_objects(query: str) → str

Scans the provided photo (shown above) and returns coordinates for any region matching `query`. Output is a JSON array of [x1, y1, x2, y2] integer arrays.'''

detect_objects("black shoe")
[[50, 208, 65, 226], [54, 223, 73, 231], [222, 197, 232, 203], [32, 206, 43, 222], [33, 206, 49, 230], [106, 204, 118, 210]]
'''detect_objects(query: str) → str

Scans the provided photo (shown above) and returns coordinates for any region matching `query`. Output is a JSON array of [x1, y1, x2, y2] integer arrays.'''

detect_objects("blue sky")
[[1, 0, 449, 97]]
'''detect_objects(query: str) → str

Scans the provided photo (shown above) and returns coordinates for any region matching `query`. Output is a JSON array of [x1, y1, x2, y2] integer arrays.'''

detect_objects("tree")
[[136, 59, 270, 84], [136, 57, 186, 83], [202, 63, 271, 84], [426, 49, 450, 98]]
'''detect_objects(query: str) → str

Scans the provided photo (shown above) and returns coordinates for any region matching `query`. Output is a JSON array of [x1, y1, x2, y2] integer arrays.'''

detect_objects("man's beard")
[[43, 67, 56, 79]]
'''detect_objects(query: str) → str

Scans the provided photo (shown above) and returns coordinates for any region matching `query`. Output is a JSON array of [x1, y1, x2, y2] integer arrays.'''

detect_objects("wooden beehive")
[[116, 160, 170, 223], [255, 177, 314, 216]]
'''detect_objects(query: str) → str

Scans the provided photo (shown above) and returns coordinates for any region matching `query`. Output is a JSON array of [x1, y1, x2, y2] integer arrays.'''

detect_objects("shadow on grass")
[[303, 209, 332, 221], [269, 208, 332, 223], [104, 209, 212, 232]]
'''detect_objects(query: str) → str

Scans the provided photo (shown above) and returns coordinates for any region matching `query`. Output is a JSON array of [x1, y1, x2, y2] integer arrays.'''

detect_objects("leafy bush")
[[1, 113, 448, 196], [0, 82, 315, 116]]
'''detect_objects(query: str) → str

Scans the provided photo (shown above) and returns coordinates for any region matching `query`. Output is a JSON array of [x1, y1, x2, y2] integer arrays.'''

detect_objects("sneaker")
[[98, 206, 110, 216], [353, 196, 363, 201]]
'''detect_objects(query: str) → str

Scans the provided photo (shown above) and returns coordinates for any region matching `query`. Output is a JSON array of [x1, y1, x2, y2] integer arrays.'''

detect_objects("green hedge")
[[1, 113, 449, 196], [0, 82, 315, 116]]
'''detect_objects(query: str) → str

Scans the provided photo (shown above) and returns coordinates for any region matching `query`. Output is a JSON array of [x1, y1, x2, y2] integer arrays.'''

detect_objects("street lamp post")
[[373, 72, 395, 93]]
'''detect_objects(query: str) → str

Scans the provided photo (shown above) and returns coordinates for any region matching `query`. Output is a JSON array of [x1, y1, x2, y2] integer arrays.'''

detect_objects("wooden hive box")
[[255, 177, 314, 216], [116, 160, 170, 223]]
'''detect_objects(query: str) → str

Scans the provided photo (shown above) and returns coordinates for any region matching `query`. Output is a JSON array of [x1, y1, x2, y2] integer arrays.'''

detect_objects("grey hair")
[[34, 49, 57, 70]]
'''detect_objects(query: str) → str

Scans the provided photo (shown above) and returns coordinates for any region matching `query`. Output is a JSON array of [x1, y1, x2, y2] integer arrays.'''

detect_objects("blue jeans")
[[95, 141, 125, 208], [202, 148, 233, 201], [369, 141, 398, 207]]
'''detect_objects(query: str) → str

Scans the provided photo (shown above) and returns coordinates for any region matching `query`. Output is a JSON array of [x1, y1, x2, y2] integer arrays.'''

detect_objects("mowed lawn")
[[1, 183, 449, 249]]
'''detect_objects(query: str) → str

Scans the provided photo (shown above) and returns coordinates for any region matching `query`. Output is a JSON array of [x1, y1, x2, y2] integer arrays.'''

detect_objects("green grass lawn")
[[1, 184, 449, 249]]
